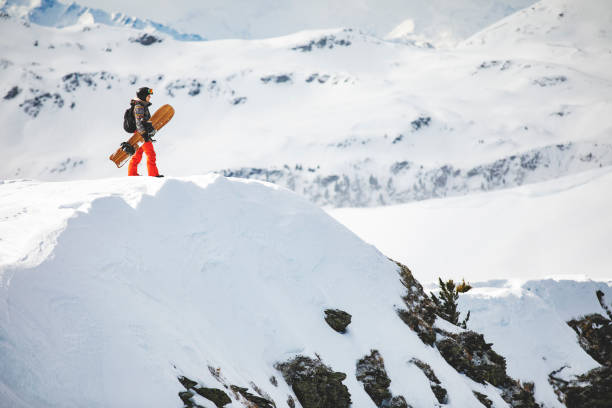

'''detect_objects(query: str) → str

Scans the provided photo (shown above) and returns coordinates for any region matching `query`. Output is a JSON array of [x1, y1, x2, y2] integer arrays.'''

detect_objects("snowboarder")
[[127, 87, 163, 177]]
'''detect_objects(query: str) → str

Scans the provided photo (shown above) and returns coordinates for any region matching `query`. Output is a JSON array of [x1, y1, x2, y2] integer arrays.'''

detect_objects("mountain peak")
[[0, 0, 205, 41]]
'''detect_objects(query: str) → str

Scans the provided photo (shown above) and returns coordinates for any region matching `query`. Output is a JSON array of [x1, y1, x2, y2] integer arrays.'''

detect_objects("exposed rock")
[[20, 92, 64, 117], [394, 261, 437, 345], [393, 260, 539, 407], [179, 390, 195, 405], [275, 355, 351, 408], [436, 331, 507, 386], [549, 366, 612, 408], [196, 387, 232, 407], [596, 289, 612, 320], [130, 33, 163, 45], [410, 116, 431, 131], [178, 376, 198, 390], [533, 76, 567, 87], [473, 391, 493, 407], [549, 301, 612, 408], [261, 74, 293, 84], [567, 313, 611, 366], [389, 395, 410, 408], [410, 358, 448, 404], [356, 350, 392, 406], [218, 142, 612, 207], [230, 385, 274, 408], [3, 86, 20, 100], [324, 309, 351, 333], [177, 375, 232, 407], [292, 32, 352, 52]]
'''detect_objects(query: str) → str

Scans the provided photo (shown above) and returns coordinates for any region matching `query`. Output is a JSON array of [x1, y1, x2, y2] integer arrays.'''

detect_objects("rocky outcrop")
[[394, 261, 437, 345], [275, 355, 351, 408], [410, 358, 448, 404], [393, 260, 539, 407], [177, 375, 232, 408], [567, 313, 611, 366], [473, 391, 493, 408], [550, 298, 612, 408], [230, 385, 275, 408], [324, 309, 352, 333], [549, 366, 612, 408], [356, 350, 408, 407]]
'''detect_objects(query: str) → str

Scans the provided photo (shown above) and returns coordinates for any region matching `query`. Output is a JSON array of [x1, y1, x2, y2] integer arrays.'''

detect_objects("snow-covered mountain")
[[0, 175, 610, 408], [1, 0, 203, 40], [1, 0, 611, 208]]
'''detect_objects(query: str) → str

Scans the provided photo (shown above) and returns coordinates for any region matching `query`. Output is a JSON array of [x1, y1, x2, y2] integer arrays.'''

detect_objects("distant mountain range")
[[1, 0, 204, 40]]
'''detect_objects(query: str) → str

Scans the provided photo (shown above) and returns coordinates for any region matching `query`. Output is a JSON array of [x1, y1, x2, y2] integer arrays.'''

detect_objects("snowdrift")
[[0, 175, 610, 408]]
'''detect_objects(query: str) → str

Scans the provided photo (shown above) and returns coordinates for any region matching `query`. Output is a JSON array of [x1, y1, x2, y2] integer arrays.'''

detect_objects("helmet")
[[136, 87, 153, 100]]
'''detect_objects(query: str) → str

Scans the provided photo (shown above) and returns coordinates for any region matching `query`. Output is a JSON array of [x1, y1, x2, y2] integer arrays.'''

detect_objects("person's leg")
[[142, 141, 160, 177], [128, 146, 144, 176]]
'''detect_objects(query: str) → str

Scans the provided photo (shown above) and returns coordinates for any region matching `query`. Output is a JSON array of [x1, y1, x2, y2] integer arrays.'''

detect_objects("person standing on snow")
[[127, 87, 163, 177]]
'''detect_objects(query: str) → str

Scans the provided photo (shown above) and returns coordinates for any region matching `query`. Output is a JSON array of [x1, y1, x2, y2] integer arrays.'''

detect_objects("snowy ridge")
[[222, 141, 612, 206], [1, 0, 203, 41], [0, 175, 610, 408]]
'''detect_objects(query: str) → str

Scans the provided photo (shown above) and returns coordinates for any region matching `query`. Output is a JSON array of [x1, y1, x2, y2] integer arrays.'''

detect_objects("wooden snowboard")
[[109, 104, 175, 168]]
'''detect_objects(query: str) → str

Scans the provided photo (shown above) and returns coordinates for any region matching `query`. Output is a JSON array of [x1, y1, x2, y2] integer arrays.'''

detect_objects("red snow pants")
[[128, 141, 159, 176]]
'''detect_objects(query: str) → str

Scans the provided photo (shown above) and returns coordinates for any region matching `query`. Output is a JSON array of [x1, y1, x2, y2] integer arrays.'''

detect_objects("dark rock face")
[[261, 74, 293, 84], [567, 313, 611, 365], [473, 391, 493, 407], [392, 260, 539, 407], [356, 350, 392, 406], [410, 359, 448, 404], [410, 116, 431, 131], [550, 300, 612, 408], [292, 32, 352, 52], [436, 331, 507, 387], [19, 92, 64, 117], [275, 355, 351, 408], [195, 387, 232, 407], [3, 86, 20, 100], [130, 33, 163, 45], [356, 350, 409, 407], [324, 309, 351, 333], [394, 261, 437, 345], [230, 385, 274, 408], [177, 375, 232, 407], [549, 366, 612, 408], [435, 331, 539, 407]]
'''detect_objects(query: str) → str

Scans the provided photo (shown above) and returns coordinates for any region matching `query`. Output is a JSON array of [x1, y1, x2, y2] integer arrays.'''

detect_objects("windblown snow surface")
[[0, 175, 610, 407]]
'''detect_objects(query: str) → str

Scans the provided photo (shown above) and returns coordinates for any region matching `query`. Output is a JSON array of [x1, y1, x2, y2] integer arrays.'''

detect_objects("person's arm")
[[134, 104, 147, 135]]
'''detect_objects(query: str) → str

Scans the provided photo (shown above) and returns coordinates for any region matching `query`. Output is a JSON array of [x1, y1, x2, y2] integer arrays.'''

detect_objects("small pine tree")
[[431, 278, 472, 328]]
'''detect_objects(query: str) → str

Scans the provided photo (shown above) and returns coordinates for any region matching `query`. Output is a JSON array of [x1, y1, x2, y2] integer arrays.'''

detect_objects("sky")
[[72, 0, 538, 41]]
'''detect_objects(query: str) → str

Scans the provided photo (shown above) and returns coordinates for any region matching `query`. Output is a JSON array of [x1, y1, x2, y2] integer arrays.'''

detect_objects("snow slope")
[[0, 175, 503, 407], [1, 0, 611, 207], [329, 167, 612, 283], [0, 175, 609, 408]]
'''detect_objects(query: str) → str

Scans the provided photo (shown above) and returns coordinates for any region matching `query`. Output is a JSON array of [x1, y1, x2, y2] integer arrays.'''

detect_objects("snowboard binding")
[[120, 142, 136, 156]]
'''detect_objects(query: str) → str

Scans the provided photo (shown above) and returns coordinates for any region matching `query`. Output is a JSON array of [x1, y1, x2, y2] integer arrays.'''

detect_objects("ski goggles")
[[147, 88, 154, 95]]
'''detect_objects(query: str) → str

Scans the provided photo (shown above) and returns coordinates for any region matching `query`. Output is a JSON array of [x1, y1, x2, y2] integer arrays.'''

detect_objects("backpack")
[[123, 104, 136, 133]]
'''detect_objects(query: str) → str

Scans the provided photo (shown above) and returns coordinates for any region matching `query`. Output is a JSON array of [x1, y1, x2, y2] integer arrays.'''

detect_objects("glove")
[[142, 129, 156, 142], [143, 122, 157, 142], [120, 142, 135, 155]]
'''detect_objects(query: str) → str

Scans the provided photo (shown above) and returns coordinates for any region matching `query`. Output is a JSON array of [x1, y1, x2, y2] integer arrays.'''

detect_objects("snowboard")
[[109, 104, 175, 168]]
